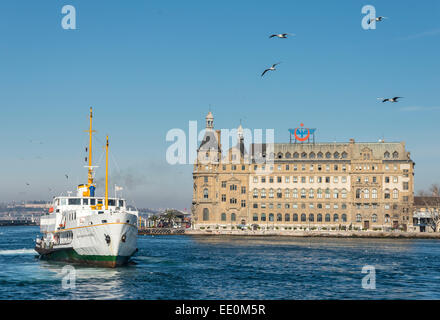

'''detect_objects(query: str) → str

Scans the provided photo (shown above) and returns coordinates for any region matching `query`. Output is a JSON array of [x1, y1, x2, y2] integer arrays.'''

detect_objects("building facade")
[[192, 112, 415, 231]]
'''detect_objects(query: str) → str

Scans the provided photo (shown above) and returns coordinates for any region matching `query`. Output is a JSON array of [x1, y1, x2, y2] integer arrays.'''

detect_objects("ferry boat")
[[35, 107, 138, 267]]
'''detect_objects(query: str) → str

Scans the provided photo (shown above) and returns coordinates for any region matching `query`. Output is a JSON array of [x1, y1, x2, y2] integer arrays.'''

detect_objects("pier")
[[0, 219, 38, 227], [138, 227, 186, 235]]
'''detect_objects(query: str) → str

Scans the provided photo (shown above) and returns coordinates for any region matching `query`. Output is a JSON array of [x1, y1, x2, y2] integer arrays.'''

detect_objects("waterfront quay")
[[186, 228, 440, 239]]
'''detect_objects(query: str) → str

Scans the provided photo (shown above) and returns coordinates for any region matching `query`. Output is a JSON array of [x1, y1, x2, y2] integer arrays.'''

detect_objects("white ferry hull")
[[36, 212, 138, 268]]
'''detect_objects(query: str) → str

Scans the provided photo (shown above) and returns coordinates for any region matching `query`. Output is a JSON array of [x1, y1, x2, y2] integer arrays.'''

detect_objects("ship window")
[[68, 198, 81, 205], [60, 198, 67, 205], [108, 199, 116, 206], [98, 199, 103, 204], [90, 199, 96, 205], [119, 200, 124, 207], [83, 199, 89, 205]]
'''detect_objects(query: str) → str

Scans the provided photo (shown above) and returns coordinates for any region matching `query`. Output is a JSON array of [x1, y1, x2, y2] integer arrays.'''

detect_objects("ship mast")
[[87, 107, 95, 186], [105, 135, 109, 210]]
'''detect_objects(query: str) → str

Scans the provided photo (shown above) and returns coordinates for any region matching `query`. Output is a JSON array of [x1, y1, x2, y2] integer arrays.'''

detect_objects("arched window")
[[253, 213, 258, 221], [356, 214, 362, 222], [301, 152, 307, 159], [285, 152, 291, 159], [317, 213, 323, 222], [334, 152, 339, 159], [261, 213, 266, 221], [221, 213, 226, 221], [269, 213, 274, 222], [317, 188, 323, 199], [277, 152, 283, 159], [309, 188, 314, 198], [285, 189, 290, 198], [203, 208, 209, 221], [392, 151, 399, 159], [372, 188, 378, 199], [393, 189, 399, 199], [325, 152, 331, 159], [356, 188, 361, 199], [301, 188, 306, 199], [341, 189, 347, 199], [341, 152, 348, 159], [301, 214, 306, 222], [325, 214, 330, 222], [384, 214, 390, 223], [293, 152, 299, 159], [333, 189, 339, 199], [277, 188, 282, 198], [293, 214, 298, 222], [342, 214, 347, 222], [269, 188, 274, 198], [231, 213, 236, 221], [309, 214, 314, 222], [203, 188, 209, 199], [317, 152, 323, 159], [285, 213, 290, 221], [364, 189, 369, 199], [372, 214, 377, 222], [325, 188, 331, 199], [333, 214, 339, 222], [253, 189, 258, 198], [309, 152, 316, 159], [384, 189, 390, 199], [277, 213, 282, 221], [293, 189, 298, 198], [384, 151, 390, 159], [261, 189, 266, 198]]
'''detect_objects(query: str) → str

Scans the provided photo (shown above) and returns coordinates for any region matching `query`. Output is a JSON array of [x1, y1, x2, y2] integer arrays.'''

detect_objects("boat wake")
[[0, 248, 36, 255]]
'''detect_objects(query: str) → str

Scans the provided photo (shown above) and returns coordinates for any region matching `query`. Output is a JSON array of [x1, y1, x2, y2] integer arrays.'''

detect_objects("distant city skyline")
[[0, 0, 439, 208]]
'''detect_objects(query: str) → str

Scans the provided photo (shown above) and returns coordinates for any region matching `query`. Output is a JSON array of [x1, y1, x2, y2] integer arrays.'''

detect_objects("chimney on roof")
[[349, 138, 355, 144]]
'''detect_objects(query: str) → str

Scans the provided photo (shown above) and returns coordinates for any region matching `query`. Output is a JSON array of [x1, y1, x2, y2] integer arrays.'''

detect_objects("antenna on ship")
[[82, 107, 97, 197], [105, 135, 109, 210]]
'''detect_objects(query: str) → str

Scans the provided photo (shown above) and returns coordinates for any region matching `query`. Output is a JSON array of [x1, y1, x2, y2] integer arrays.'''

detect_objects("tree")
[[163, 209, 178, 227], [417, 184, 440, 232], [148, 215, 159, 228]]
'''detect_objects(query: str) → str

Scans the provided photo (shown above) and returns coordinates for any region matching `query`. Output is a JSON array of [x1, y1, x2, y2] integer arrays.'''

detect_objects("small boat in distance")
[[35, 107, 138, 267]]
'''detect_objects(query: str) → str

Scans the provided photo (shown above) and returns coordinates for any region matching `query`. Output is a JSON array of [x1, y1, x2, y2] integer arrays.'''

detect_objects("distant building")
[[413, 196, 440, 232], [192, 112, 414, 231]]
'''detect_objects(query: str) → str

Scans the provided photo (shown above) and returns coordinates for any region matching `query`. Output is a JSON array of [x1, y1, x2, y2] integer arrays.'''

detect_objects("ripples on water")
[[0, 226, 440, 299]]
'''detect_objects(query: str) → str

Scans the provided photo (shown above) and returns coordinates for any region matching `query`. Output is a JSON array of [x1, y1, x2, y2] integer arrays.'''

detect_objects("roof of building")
[[249, 141, 411, 161]]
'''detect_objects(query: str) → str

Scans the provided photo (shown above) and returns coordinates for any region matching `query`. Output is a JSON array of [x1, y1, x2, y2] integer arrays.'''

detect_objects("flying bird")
[[378, 97, 403, 103], [261, 63, 281, 77], [368, 16, 387, 24], [269, 33, 294, 39], [65, 174, 69, 180]]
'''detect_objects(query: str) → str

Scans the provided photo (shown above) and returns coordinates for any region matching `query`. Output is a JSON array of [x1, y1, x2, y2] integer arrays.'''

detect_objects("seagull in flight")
[[378, 97, 403, 103], [65, 174, 69, 180], [368, 16, 387, 24], [269, 33, 294, 39], [261, 63, 281, 77]]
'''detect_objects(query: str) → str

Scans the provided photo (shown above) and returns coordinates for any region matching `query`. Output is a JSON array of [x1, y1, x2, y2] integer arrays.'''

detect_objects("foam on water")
[[0, 248, 35, 255]]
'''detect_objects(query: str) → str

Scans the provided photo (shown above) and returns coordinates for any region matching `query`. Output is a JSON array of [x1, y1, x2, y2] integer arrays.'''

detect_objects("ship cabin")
[[50, 196, 127, 214]]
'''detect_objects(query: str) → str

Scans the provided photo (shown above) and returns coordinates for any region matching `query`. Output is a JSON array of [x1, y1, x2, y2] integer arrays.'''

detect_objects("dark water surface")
[[0, 226, 439, 299]]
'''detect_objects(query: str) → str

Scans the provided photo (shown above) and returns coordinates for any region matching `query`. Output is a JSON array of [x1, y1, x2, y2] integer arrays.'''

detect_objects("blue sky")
[[0, 0, 439, 209]]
